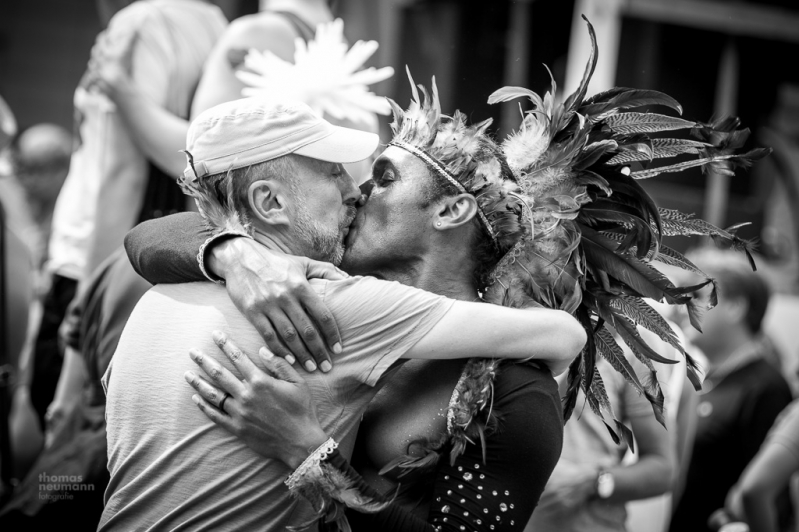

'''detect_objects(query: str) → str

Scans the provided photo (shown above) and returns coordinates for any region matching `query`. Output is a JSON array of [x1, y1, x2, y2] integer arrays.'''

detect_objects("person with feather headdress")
[[122, 16, 770, 532], [105, 96, 584, 532]]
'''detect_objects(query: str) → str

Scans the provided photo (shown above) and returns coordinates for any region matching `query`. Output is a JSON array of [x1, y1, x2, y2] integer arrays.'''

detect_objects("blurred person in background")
[[29, 0, 226, 434], [723, 397, 799, 532], [89, 0, 377, 186], [0, 94, 33, 502], [754, 84, 799, 396], [524, 332, 677, 532], [88, 0, 391, 365], [3, 124, 71, 274], [669, 248, 793, 532], [0, 249, 150, 528], [0, 123, 71, 494], [622, 273, 709, 532]]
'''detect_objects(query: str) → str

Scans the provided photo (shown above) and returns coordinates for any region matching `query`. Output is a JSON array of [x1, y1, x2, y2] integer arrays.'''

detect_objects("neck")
[[369, 249, 479, 302], [701, 326, 754, 368], [251, 227, 295, 256]]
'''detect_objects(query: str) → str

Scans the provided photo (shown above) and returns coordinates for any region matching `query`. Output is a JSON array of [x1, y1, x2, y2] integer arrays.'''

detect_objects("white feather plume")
[[236, 18, 394, 128], [503, 113, 549, 174]]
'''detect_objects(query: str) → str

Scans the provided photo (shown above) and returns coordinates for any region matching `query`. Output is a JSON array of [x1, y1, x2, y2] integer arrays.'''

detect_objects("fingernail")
[[259, 347, 274, 360], [285, 355, 296, 365], [305, 360, 317, 372], [191, 395, 200, 405], [212, 330, 225, 344], [184, 370, 195, 382], [333, 343, 342, 354], [320, 361, 332, 373]]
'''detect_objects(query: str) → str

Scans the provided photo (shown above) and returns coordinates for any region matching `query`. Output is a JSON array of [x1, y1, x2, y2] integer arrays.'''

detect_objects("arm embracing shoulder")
[[405, 302, 585, 375], [124, 212, 212, 284]]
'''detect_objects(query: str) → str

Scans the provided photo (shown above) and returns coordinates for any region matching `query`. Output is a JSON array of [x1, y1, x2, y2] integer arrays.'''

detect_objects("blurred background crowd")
[[0, 0, 798, 531]]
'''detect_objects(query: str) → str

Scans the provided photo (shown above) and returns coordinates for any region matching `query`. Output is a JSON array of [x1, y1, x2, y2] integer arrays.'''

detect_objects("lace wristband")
[[197, 230, 253, 284], [284, 439, 391, 531], [284, 437, 339, 491]]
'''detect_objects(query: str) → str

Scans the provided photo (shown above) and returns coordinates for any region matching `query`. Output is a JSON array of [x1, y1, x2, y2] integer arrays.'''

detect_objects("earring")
[[436, 222, 442, 227]]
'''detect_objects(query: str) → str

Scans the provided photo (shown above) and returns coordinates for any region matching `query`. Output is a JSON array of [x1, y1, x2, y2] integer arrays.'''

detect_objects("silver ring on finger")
[[218, 393, 232, 414]]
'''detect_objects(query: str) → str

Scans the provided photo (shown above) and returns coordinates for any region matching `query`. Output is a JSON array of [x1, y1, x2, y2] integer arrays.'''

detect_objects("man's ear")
[[434, 193, 478, 230], [249, 179, 291, 228]]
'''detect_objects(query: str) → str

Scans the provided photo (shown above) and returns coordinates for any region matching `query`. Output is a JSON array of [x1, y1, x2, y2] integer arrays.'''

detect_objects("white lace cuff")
[[284, 438, 339, 491]]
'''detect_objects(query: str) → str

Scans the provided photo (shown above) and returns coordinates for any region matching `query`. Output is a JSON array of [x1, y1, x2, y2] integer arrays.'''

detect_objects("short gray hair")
[[179, 155, 299, 234]]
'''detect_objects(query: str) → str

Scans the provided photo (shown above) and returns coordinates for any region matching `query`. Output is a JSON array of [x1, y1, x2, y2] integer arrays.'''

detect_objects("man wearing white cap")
[[99, 98, 584, 531]]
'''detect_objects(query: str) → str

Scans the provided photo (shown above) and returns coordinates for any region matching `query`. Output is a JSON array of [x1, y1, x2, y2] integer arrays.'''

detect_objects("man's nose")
[[340, 168, 361, 205]]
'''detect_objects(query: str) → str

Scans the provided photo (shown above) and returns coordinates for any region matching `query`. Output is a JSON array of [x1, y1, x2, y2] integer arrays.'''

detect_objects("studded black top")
[[345, 362, 564, 532]]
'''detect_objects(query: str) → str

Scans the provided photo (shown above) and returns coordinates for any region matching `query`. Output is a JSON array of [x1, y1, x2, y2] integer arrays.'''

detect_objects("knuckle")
[[261, 329, 276, 342], [208, 367, 223, 381], [318, 313, 333, 325], [239, 388, 254, 404], [302, 326, 317, 340], [228, 348, 243, 362], [282, 328, 298, 341]]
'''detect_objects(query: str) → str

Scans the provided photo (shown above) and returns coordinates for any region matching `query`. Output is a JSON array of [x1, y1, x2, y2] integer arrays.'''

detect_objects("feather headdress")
[[485, 15, 771, 444], [236, 18, 394, 129], [387, 68, 527, 264]]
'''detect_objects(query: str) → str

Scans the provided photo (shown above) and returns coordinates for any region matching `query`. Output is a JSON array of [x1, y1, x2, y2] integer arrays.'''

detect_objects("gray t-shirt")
[[100, 276, 453, 531]]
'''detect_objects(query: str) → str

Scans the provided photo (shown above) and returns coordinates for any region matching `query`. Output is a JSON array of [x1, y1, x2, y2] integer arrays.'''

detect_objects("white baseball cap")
[[183, 98, 379, 179]]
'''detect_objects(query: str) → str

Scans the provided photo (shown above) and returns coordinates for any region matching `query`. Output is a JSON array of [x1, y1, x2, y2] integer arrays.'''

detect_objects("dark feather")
[[606, 138, 710, 165], [604, 113, 698, 135], [595, 325, 647, 394], [580, 88, 683, 117], [611, 296, 686, 355], [563, 15, 598, 115]]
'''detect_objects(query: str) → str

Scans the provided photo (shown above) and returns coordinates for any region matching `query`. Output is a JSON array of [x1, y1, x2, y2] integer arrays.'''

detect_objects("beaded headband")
[[388, 140, 498, 246]]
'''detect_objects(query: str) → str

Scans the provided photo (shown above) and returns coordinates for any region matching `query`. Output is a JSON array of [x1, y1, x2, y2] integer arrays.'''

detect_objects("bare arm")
[[124, 213, 212, 283], [743, 450, 796, 532], [737, 443, 798, 532], [603, 409, 674, 503], [108, 85, 189, 177], [87, 26, 188, 177], [405, 303, 585, 375], [191, 13, 299, 115], [673, 374, 699, 505], [44, 346, 87, 448]]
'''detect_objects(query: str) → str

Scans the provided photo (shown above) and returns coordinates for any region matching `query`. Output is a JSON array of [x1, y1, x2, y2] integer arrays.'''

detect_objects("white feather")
[[236, 18, 394, 128], [503, 114, 549, 173]]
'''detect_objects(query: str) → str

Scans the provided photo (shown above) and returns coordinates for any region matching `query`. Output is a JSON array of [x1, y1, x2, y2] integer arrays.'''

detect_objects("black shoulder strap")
[[272, 10, 316, 43]]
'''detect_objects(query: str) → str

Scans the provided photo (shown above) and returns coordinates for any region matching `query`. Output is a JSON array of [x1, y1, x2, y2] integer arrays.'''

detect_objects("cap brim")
[[294, 125, 379, 163]]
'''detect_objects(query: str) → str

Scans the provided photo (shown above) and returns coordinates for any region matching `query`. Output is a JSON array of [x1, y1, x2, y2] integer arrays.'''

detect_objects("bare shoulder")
[[220, 12, 299, 59]]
